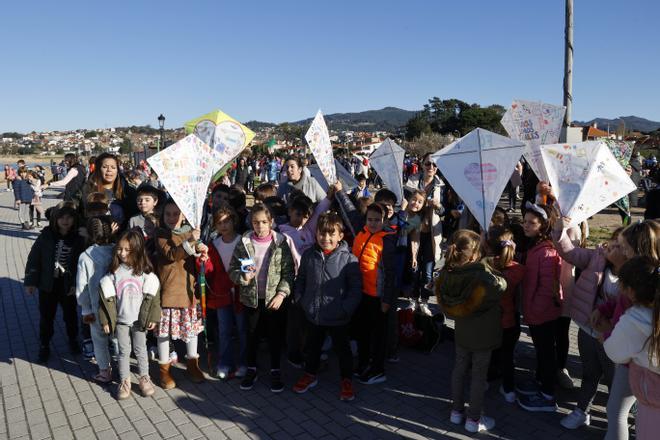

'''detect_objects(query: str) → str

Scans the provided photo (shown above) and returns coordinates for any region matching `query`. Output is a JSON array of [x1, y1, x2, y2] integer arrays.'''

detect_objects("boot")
[[139, 375, 155, 397], [117, 378, 132, 400], [186, 357, 205, 383], [159, 363, 176, 390]]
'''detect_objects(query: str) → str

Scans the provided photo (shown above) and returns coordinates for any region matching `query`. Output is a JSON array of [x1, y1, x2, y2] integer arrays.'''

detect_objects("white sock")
[[157, 336, 170, 364], [186, 336, 198, 359]]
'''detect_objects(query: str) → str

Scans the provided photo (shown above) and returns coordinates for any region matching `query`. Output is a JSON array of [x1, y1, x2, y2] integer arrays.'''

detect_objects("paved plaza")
[[0, 189, 616, 439]]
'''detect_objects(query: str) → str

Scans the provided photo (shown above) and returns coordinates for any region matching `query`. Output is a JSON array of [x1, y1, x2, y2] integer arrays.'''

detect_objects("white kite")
[[501, 99, 565, 182], [370, 138, 405, 206], [147, 134, 217, 229], [541, 141, 637, 227], [305, 110, 336, 184], [432, 128, 525, 231]]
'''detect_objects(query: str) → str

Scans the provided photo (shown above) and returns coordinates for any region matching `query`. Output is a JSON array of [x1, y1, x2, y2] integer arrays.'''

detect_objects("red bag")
[[398, 308, 423, 347]]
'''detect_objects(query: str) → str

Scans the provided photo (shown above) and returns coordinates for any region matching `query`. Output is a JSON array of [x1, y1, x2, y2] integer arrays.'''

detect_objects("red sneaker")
[[340, 378, 355, 401], [293, 373, 318, 394]]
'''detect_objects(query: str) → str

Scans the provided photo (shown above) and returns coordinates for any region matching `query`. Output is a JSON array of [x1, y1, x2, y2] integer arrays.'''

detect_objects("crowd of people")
[[4, 148, 660, 438]]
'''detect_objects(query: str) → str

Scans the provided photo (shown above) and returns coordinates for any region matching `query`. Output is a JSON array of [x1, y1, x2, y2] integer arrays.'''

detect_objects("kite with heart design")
[[431, 128, 525, 231]]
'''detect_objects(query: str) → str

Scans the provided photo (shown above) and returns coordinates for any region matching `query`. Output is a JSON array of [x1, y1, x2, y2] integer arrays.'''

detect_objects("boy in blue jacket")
[[13, 167, 35, 230], [291, 212, 363, 401]]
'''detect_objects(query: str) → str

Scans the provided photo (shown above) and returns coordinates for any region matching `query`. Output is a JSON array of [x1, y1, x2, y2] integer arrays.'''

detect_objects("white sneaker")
[[465, 416, 495, 433], [450, 410, 464, 425], [148, 345, 158, 362], [560, 408, 590, 429], [169, 350, 178, 365], [499, 385, 516, 403], [216, 366, 230, 380], [418, 301, 432, 317]]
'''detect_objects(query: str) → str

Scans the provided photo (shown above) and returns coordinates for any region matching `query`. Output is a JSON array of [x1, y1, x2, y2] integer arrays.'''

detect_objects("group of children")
[[22, 153, 660, 439], [8, 160, 46, 229]]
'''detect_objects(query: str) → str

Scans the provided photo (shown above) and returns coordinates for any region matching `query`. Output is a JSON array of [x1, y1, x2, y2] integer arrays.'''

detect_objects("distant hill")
[[574, 116, 660, 133], [292, 107, 417, 132]]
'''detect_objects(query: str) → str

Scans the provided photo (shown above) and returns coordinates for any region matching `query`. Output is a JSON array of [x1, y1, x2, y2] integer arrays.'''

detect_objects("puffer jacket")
[[521, 240, 563, 325], [352, 227, 397, 304], [98, 271, 161, 333], [75, 244, 114, 316], [228, 231, 294, 308], [552, 229, 607, 328], [13, 178, 34, 203], [294, 242, 362, 326], [436, 258, 506, 351]]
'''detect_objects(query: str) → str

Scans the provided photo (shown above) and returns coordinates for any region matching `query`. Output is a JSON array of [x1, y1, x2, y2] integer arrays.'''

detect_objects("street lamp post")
[[158, 114, 165, 152]]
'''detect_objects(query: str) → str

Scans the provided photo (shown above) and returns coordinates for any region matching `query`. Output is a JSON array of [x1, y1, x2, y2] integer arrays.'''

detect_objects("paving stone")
[[27, 422, 51, 440]]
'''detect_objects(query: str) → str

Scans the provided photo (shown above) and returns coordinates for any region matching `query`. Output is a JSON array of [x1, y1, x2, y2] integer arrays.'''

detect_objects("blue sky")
[[1, 0, 658, 132]]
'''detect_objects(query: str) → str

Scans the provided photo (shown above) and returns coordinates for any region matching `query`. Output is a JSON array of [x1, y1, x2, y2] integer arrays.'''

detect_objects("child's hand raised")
[[191, 228, 201, 241]]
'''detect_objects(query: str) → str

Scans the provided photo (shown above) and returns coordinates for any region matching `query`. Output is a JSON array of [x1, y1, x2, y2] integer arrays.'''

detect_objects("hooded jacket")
[[98, 271, 161, 333], [229, 231, 294, 308], [294, 241, 363, 326], [436, 259, 507, 351], [75, 244, 114, 316]]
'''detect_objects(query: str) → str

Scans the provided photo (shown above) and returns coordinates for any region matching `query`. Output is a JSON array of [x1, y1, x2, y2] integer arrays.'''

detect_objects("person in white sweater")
[[75, 217, 115, 383], [604, 256, 660, 440]]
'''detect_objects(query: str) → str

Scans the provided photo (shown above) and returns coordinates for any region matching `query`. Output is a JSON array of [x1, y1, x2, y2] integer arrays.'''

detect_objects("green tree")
[[84, 130, 98, 138], [120, 138, 133, 155], [405, 112, 432, 139]]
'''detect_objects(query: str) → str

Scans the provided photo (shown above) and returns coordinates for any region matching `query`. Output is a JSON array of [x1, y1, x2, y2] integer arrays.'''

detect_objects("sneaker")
[[293, 373, 318, 394], [387, 355, 400, 364], [270, 369, 284, 393], [560, 408, 590, 429], [117, 378, 132, 400], [515, 380, 541, 396], [418, 301, 433, 317], [499, 385, 516, 403], [82, 339, 94, 360], [235, 366, 248, 378], [354, 365, 369, 378], [38, 345, 50, 363], [359, 370, 387, 385], [169, 350, 178, 365], [449, 410, 464, 425], [465, 416, 496, 433], [240, 368, 258, 390], [287, 357, 304, 369], [69, 340, 81, 355], [216, 366, 230, 380], [340, 378, 355, 401], [557, 368, 575, 389], [517, 392, 558, 412]]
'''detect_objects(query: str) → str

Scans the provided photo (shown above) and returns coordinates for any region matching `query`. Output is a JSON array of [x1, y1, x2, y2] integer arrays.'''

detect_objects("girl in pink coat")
[[517, 202, 563, 413]]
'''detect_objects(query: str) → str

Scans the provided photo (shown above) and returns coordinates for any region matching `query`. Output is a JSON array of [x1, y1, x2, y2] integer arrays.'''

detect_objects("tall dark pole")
[[563, 0, 574, 140], [158, 114, 165, 153]]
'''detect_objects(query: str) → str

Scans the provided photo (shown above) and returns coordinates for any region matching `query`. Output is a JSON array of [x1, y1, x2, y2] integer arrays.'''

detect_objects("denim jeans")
[[217, 305, 247, 371]]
